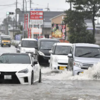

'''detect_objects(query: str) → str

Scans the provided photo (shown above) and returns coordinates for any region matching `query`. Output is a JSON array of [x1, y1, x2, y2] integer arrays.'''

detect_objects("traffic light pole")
[[16, 0, 18, 29], [6, 14, 8, 35]]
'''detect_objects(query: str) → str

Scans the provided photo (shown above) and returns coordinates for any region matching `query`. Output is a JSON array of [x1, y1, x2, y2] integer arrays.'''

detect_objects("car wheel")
[[1, 44, 3, 47], [31, 71, 34, 85], [9, 44, 11, 47], [38, 70, 42, 83]]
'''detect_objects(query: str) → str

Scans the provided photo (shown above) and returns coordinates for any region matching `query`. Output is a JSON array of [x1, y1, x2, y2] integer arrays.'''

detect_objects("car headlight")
[[38, 51, 45, 56], [74, 61, 83, 68], [21, 49, 26, 53], [54, 57, 58, 62], [18, 68, 28, 73]]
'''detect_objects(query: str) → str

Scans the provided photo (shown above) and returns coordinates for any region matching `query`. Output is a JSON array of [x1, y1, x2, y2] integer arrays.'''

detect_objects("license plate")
[[59, 66, 66, 70], [4, 75, 12, 79], [4, 44, 6, 45], [81, 72, 84, 73]]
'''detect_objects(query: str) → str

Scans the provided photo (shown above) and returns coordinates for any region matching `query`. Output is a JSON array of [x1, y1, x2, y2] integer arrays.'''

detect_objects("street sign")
[[31, 20, 43, 25], [28, 28, 31, 38], [30, 11, 43, 20], [24, 13, 29, 31]]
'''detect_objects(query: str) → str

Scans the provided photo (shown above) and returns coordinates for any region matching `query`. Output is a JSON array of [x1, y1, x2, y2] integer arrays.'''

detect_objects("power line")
[[0, 3, 15, 6]]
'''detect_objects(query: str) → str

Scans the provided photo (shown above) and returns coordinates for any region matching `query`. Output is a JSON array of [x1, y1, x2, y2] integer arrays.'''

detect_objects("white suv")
[[49, 43, 72, 71], [20, 38, 38, 58], [68, 43, 100, 75]]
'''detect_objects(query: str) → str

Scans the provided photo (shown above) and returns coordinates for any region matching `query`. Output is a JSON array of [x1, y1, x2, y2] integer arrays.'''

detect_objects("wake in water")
[[41, 62, 100, 80]]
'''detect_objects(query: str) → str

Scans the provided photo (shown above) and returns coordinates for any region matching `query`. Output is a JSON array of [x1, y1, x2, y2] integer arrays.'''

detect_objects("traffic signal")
[[6, 12, 14, 15]]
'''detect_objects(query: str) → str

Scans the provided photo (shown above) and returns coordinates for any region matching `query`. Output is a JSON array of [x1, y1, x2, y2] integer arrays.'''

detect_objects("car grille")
[[58, 63, 68, 65], [81, 67, 88, 70], [81, 64, 93, 70], [0, 72, 20, 84], [83, 64, 93, 67]]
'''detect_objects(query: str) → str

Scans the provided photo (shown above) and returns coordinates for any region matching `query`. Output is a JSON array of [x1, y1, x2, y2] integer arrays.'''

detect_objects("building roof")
[[50, 13, 65, 20], [22, 38, 37, 41]]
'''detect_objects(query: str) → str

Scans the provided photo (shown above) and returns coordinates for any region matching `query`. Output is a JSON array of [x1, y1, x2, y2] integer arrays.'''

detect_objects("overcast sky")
[[0, 0, 70, 24]]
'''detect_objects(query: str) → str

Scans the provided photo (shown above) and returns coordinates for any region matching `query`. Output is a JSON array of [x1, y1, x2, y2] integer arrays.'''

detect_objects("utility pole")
[[16, 0, 18, 29], [30, 0, 32, 10], [23, 0, 25, 38], [70, 1, 72, 10]]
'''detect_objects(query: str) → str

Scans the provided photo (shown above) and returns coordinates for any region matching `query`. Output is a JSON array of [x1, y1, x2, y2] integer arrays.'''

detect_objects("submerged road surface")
[[0, 46, 100, 100]]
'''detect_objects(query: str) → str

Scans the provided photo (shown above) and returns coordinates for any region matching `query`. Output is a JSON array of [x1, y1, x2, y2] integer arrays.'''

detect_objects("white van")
[[20, 38, 38, 56], [68, 43, 100, 76], [49, 43, 72, 71]]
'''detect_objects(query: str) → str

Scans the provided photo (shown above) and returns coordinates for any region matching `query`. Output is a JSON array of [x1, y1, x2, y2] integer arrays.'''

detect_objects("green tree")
[[64, 10, 95, 43], [65, 0, 100, 43], [72, 0, 100, 39]]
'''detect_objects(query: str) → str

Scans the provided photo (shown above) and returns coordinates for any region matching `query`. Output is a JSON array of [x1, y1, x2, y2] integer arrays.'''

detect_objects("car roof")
[[74, 43, 100, 48], [0, 35, 11, 38], [22, 38, 37, 41], [38, 38, 59, 41], [54, 43, 72, 46], [1, 53, 30, 56]]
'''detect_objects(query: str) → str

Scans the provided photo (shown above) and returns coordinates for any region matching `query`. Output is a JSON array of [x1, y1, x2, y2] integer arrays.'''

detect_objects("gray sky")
[[0, 0, 69, 24]]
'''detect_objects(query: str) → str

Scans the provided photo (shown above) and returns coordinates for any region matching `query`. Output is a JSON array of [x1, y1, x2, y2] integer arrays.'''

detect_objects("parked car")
[[0, 35, 11, 47], [0, 53, 41, 84], [37, 38, 59, 66], [49, 43, 72, 71], [20, 38, 38, 59], [68, 43, 100, 76]]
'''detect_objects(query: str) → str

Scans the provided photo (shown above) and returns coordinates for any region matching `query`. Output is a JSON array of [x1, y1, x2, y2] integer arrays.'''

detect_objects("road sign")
[[30, 20, 43, 25], [24, 13, 29, 31], [30, 11, 43, 20]]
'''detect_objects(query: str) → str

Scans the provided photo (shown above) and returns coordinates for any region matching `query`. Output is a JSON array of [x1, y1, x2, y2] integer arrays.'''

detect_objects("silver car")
[[68, 43, 100, 75]]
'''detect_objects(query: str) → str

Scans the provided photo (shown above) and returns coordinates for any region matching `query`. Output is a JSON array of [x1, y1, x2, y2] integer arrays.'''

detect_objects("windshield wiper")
[[93, 54, 100, 57], [78, 52, 92, 57]]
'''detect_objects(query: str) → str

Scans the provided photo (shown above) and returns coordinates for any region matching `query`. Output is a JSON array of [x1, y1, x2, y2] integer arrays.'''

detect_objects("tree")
[[73, 0, 100, 39], [64, 10, 95, 43]]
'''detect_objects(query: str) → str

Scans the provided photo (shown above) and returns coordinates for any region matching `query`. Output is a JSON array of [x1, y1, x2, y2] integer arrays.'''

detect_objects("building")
[[18, 11, 64, 38]]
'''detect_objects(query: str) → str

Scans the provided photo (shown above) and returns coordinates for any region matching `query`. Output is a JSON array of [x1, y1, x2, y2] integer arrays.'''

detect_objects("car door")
[[31, 57, 39, 81]]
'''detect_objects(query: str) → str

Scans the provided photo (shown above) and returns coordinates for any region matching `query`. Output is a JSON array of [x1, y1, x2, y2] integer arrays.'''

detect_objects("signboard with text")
[[51, 24, 66, 39], [30, 11, 43, 20], [30, 9, 43, 25], [24, 13, 29, 31]]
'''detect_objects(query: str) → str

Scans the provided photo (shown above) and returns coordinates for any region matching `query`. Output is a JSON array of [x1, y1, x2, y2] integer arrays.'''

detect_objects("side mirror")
[[19, 44, 21, 47], [68, 54, 73, 58], [15, 45, 17, 48], [32, 61, 38, 66], [49, 50, 53, 54], [35, 46, 38, 50]]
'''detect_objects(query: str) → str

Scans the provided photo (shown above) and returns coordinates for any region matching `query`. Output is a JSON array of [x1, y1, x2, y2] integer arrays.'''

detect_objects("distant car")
[[0, 53, 41, 84], [49, 43, 72, 71], [37, 38, 59, 66], [20, 38, 38, 58], [0, 35, 11, 47], [68, 43, 100, 76]]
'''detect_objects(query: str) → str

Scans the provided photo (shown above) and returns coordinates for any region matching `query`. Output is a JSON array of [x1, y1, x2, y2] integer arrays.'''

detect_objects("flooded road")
[[0, 46, 100, 100]]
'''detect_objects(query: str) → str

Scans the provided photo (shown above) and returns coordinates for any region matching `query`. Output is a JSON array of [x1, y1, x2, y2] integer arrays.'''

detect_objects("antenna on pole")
[[45, 3, 50, 11]]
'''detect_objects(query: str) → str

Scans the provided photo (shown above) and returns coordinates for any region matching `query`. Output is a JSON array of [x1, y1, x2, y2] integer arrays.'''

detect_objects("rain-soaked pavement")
[[0, 46, 100, 100]]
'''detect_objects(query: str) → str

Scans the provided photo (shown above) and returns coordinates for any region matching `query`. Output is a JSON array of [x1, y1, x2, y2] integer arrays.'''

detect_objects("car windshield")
[[21, 40, 37, 48], [55, 46, 71, 55], [1, 37, 11, 40], [0, 54, 31, 64], [75, 47, 100, 58], [40, 41, 58, 50]]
